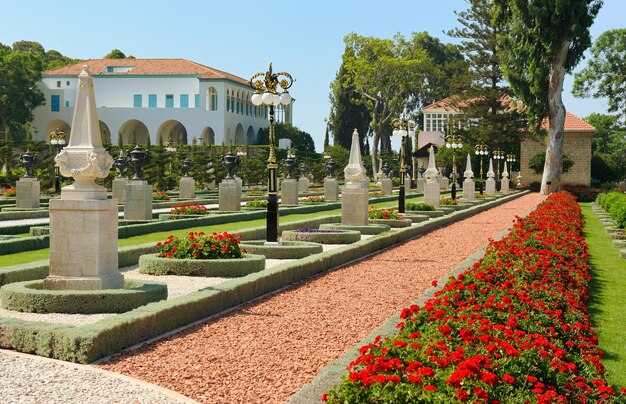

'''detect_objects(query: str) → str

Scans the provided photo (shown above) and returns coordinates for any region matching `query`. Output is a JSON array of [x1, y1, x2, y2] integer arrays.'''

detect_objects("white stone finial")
[[463, 153, 474, 179], [344, 128, 367, 185], [55, 65, 114, 200], [502, 161, 509, 179], [424, 145, 439, 180], [487, 158, 495, 179]]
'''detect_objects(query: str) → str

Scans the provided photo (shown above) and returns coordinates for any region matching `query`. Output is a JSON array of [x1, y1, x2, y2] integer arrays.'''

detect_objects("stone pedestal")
[[415, 178, 425, 193], [463, 179, 475, 201], [179, 176, 196, 199], [219, 179, 241, 211], [324, 177, 339, 202], [280, 178, 299, 206], [124, 181, 153, 220], [501, 178, 510, 193], [16, 177, 40, 209], [486, 178, 496, 195], [298, 177, 310, 194], [424, 180, 441, 208], [381, 178, 393, 195], [439, 176, 449, 190], [45, 199, 123, 290], [112, 177, 128, 204], [341, 185, 369, 226]]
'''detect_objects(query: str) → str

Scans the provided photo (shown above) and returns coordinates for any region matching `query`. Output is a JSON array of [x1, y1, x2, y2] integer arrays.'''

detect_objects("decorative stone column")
[[298, 164, 310, 194], [280, 154, 298, 206], [423, 146, 441, 208], [380, 162, 393, 195], [124, 145, 152, 220], [341, 129, 369, 226], [485, 158, 496, 194], [45, 66, 122, 291], [501, 161, 510, 192], [179, 157, 196, 199], [112, 150, 129, 204], [323, 158, 339, 202], [462, 154, 475, 201], [218, 151, 241, 211]]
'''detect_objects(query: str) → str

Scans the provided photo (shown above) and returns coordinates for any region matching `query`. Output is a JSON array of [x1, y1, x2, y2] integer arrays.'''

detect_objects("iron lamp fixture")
[[391, 117, 416, 213]]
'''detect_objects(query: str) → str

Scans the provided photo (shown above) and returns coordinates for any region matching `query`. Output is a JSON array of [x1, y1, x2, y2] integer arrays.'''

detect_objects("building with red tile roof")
[[31, 58, 293, 146]]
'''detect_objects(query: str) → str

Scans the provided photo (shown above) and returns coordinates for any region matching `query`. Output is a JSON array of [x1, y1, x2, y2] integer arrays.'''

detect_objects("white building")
[[31, 58, 293, 145]]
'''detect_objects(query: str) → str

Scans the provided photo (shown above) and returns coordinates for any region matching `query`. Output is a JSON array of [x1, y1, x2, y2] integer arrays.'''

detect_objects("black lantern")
[[283, 154, 297, 179], [381, 162, 391, 178], [220, 151, 240, 179], [19, 150, 37, 178], [325, 158, 337, 178], [181, 157, 194, 177], [128, 145, 149, 180], [113, 150, 129, 178]]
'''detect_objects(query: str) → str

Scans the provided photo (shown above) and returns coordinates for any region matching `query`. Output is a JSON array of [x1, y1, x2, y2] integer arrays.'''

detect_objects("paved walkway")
[[0, 193, 546, 403]]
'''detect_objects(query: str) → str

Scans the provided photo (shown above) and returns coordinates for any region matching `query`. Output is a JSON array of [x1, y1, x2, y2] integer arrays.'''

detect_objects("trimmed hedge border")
[[281, 230, 361, 244], [368, 218, 412, 228], [0, 210, 49, 221], [401, 213, 430, 223], [405, 209, 445, 218], [318, 223, 391, 235], [592, 203, 626, 260], [0, 280, 167, 314], [239, 240, 323, 259], [0, 192, 523, 363], [138, 253, 265, 277]]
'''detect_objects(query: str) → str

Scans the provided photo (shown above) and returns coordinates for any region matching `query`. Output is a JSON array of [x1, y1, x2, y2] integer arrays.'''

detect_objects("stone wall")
[[520, 131, 593, 186]]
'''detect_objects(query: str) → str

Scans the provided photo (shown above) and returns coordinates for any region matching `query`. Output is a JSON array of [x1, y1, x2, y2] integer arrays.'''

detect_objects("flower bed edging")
[[318, 223, 391, 235], [406, 210, 446, 218], [238, 240, 323, 259], [368, 218, 412, 228], [138, 253, 265, 277], [0, 279, 167, 314], [401, 213, 430, 223], [281, 230, 361, 244]]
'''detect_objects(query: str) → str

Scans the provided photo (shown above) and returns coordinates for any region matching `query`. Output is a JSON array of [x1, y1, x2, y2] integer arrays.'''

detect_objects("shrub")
[[369, 191, 385, 197], [406, 202, 435, 211], [245, 199, 268, 208], [169, 203, 209, 215], [368, 206, 402, 220], [300, 195, 325, 204], [153, 191, 171, 201], [439, 197, 458, 206], [2, 187, 16, 197], [325, 193, 623, 403], [246, 189, 266, 196], [596, 191, 626, 228], [156, 231, 244, 259], [561, 184, 603, 202], [529, 181, 541, 192], [528, 151, 574, 174]]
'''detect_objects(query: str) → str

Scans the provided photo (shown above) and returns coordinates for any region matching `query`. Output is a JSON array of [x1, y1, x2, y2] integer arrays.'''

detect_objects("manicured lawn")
[[581, 202, 626, 388], [0, 194, 426, 268]]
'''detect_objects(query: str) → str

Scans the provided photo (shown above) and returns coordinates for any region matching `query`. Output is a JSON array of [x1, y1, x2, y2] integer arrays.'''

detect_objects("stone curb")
[[287, 192, 538, 403], [0, 348, 198, 404]]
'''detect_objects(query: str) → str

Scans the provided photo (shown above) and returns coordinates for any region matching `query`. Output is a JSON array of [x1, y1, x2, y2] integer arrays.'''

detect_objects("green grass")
[[1, 195, 426, 268], [581, 202, 626, 388]]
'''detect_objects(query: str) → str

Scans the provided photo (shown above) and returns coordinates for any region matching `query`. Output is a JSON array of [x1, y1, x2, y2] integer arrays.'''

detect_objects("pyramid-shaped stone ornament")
[[502, 161, 509, 179], [464, 154, 474, 179], [344, 129, 367, 185], [424, 145, 439, 180], [54, 65, 114, 200], [487, 158, 495, 179]]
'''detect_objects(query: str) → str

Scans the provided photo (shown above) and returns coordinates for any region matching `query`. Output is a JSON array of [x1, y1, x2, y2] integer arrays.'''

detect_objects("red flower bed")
[[324, 192, 625, 403]]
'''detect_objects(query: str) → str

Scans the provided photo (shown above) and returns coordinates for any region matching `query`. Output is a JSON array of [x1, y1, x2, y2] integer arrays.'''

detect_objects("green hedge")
[[319, 223, 391, 235], [0, 192, 523, 363], [281, 229, 361, 244], [0, 280, 167, 314], [238, 240, 323, 259], [401, 213, 431, 223], [0, 210, 49, 220], [138, 253, 265, 277], [596, 191, 626, 228], [0, 236, 49, 256], [368, 218, 412, 228]]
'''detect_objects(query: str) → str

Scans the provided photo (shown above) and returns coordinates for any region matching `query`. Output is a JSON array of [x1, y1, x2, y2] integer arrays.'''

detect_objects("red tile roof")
[[422, 95, 595, 132], [44, 58, 249, 85]]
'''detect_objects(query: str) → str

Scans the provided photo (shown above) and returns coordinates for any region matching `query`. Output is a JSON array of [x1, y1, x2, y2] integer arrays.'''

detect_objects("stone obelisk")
[[423, 146, 441, 208], [485, 158, 496, 195], [45, 66, 123, 290], [462, 154, 475, 201], [341, 129, 369, 225], [501, 161, 510, 192]]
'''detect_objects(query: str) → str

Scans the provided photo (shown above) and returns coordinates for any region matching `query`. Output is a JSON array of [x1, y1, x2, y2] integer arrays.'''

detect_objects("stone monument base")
[[324, 177, 339, 202], [415, 178, 425, 193], [124, 181, 153, 220], [112, 177, 128, 204], [463, 180, 475, 201], [16, 177, 40, 209], [179, 176, 196, 199], [501, 179, 510, 192], [424, 180, 441, 208], [341, 185, 369, 226], [45, 198, 123, 290], [280, 178, 299, 206], [439, 177, 449, 190], [486, 179, 496, 195], [298, 177, 310, 194], [219, 179, 241, 211], [381, 178, 393, 195]]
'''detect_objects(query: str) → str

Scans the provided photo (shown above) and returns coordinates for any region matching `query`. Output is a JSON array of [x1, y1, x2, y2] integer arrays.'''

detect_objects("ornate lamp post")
[[250, 63, 294, 243], [391, 118, 416, 213], [49, 129, 66, 193], [506, 153, 517, 190], [493, 149, 505, 191], [445, 132, 464, 200], [474, 143, 489, 195]]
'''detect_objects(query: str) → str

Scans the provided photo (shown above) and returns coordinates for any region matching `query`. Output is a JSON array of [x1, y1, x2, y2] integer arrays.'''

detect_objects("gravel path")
[[96, 193, 546, 403]]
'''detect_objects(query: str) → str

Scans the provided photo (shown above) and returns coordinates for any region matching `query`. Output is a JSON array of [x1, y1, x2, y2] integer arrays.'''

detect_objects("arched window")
[[206, 87, 218, 111]]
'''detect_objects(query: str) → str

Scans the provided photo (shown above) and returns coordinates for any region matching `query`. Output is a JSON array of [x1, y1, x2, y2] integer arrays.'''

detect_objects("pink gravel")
[[97, 193, 546, 403]]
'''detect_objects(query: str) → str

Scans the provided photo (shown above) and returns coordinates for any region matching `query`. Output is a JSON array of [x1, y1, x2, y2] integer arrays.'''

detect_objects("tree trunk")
[[541, 38, 569, 195], [371, 128, 380, 177]]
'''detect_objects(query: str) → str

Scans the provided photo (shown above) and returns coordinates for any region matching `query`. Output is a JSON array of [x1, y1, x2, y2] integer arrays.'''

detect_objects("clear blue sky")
[[2, 0, 624, 152]]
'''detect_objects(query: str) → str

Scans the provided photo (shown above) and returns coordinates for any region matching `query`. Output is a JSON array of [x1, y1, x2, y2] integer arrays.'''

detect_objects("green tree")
[[584, 113, 626, 154], [0, 43, 45, 140], [494, 0, 603, 194], [104, 49, 127, 59], [445, 0, 527, 150], [573, 29, 626, 117], [258, 123, 315, 154]]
